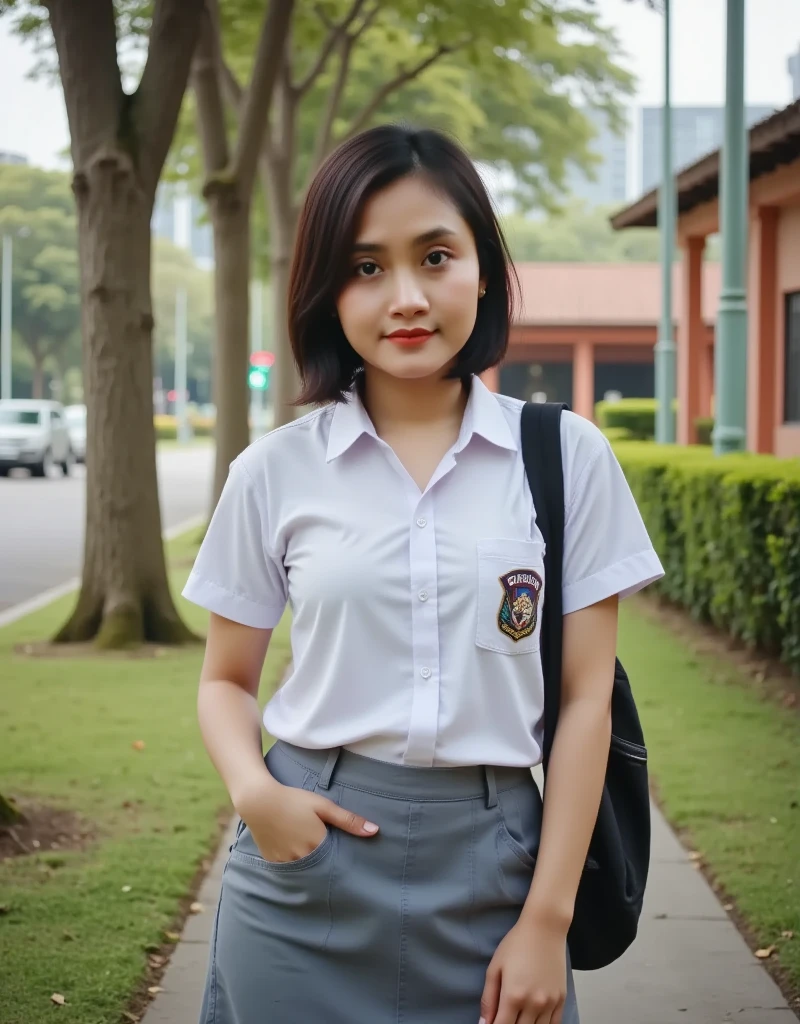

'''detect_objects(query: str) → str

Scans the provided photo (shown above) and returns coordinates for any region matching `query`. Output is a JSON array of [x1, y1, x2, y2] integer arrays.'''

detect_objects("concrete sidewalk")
[[142, 803, 797, 1024]]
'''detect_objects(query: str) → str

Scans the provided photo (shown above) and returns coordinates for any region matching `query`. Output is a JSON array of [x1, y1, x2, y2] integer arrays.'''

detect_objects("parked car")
[[64, 403, 87, 462], [0, 399, 74, 477]]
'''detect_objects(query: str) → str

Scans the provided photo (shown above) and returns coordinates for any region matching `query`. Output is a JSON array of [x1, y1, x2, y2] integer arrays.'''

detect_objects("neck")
[[360, 367, 470, 436]]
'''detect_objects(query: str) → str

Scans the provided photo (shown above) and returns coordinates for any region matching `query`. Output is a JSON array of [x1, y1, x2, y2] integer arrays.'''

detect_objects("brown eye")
[[424, 250, 450, 268], [355, 261, 381, 277]]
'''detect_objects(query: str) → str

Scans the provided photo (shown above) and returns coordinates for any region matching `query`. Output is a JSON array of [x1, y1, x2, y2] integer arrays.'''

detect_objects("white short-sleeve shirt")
[[182, 376, 664, 768]]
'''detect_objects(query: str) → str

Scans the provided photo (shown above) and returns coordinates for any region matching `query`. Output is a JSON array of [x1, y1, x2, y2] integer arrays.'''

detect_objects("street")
[[0, 444, 214, 613]]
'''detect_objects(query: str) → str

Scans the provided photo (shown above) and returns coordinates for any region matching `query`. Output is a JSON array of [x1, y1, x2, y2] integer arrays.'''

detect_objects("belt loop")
[[318, 747, 342, 791], [484, 766, 498, 809]]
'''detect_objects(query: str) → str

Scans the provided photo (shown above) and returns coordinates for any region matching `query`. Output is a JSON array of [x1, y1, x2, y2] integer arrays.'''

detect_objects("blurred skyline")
[[1, 0, 799, 177]]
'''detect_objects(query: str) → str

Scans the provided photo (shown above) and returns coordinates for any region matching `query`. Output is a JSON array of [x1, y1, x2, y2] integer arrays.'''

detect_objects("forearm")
[[520, 694, 611, 930], [197, 679, 279, 808]]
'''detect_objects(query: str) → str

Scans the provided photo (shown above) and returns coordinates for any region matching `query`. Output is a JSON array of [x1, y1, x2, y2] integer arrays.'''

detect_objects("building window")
[[786, 292, 800, 423]]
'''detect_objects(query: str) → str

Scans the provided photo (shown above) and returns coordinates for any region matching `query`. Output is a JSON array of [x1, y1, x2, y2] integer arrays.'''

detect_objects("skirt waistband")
[[270, 741, 534, 808]]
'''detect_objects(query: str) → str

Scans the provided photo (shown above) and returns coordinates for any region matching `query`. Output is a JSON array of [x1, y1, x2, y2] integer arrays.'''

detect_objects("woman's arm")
[[519, 593, 619, 932], [197, 612, 381, 862]]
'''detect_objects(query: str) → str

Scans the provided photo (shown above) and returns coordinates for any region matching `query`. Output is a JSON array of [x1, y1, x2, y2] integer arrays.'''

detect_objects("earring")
[[479, 286, 486, 298]]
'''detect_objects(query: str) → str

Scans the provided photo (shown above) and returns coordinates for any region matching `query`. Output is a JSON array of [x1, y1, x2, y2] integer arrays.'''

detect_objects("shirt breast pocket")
[[476, 539, 545, 656]]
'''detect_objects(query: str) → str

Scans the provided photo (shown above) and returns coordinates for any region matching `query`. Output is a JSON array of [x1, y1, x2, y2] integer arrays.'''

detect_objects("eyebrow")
[[351, 226, 458, 254]]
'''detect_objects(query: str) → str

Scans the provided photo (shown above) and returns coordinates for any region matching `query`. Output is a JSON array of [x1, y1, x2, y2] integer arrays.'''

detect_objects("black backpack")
[[521, 401, 651, 971]]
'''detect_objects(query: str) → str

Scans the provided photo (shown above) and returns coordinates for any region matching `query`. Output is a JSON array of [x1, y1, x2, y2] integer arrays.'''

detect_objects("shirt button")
[[416, 517, 427, 528], [418, 590, 428, 602], [420, 667, 432, 679]]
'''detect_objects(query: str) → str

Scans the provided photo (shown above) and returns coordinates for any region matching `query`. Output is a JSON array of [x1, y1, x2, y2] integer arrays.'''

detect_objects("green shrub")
[[601, 426, 634, 442], [596, 399, 657, 440], [614, 442, 800, 671], [695, 417, 714, 446], [153, 414, 215, 440]]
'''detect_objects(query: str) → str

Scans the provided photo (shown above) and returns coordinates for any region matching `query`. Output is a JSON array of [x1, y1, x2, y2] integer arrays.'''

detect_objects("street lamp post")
[[1, 234, 12, 401], [655, 0, 677, 444], [714, 0, 748, 455], [174, 286, 191, 444]]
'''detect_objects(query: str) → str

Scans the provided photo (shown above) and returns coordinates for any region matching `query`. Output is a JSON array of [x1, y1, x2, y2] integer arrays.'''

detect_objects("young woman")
[[183, 124, 664, 1024]]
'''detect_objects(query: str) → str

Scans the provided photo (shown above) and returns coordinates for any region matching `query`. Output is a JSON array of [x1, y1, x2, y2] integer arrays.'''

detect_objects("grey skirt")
[[200, 741, 580, 1024]]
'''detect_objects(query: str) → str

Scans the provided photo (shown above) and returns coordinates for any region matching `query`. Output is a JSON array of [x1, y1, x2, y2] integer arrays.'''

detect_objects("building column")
[[747, 206, 778, 452], [480, 365, 500, 393], [677, 236, 705, 443], [573, 340, 595, 420]]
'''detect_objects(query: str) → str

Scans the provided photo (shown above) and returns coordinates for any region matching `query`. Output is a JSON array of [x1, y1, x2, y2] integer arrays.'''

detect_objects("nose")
[[387, 271, 430, 318]]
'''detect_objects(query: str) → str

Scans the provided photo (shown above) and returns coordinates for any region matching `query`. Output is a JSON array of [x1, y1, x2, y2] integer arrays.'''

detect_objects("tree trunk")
[[208, 185, 252, 509], [31, 351, 45, 400], [54, 151, 197, 649], [263, 157, 300, 428]]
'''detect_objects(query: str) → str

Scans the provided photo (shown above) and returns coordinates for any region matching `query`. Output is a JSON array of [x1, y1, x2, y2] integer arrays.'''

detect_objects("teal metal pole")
[[656, 0, 676, 443], [714, 0, 748, 454]]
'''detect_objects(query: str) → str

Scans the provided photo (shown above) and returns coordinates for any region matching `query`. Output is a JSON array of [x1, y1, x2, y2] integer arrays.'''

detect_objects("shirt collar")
[[326, 374, 517, 463]]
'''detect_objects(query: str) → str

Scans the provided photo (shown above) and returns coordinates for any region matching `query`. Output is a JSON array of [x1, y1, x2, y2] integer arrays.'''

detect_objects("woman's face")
[[335, 175, 485, 383]]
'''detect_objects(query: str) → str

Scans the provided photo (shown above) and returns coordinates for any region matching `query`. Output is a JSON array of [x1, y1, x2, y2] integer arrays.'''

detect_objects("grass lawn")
[[1, 552, 798, 1020], [0, 529, 291, 1024], [619, 598, 800, 998]]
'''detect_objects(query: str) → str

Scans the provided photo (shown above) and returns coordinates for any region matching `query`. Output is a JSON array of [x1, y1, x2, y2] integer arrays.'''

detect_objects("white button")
[[418, 590, 428, 602], [416, 517, 427, 528], [420, 667, 432, 679]]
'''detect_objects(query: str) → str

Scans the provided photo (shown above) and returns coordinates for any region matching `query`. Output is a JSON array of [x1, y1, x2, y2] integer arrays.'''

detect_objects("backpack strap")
[[520, 401, 568, 771]]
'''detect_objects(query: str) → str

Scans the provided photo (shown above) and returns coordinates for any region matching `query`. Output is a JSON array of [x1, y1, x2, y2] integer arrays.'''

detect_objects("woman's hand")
[[479, 917, 568, 1024], [234, 777, 380, 864]]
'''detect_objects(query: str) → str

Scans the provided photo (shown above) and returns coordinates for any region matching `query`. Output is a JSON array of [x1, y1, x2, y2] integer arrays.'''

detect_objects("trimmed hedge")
[[596, 399, 658, 440], [154, 414, 215, 440], [615, 441, 800, 672], [694, 417, 714, 446], [601, 426, 635, 443]]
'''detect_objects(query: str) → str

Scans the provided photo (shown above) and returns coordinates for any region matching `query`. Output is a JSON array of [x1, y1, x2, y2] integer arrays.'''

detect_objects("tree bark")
[[56, 152, 196, 648], [208, 187, 252, 509], [46, 0, 203, 648]]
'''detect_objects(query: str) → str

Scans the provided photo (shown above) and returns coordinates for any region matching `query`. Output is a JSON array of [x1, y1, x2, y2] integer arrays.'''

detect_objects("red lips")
[[385, 328, 435, 345]]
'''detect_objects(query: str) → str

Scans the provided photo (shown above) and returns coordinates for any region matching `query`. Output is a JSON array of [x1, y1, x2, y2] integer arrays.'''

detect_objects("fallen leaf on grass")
[[121, 885, 132, 893], [50, 993, 66, 1006], [147, 986, 164, 996], [189, 902, 204, 914], [164, 931, 180, 943], [755, 945, 776, 959], [148, 954, 165, 968], [782, 930, 794, 940], [132, 740, 145, 751], [723, 903, 734, 911], [122, 1013, 140, 1023]]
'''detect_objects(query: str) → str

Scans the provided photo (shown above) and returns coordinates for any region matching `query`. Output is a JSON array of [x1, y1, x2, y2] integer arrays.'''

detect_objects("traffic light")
[[248, 351, 273, 390]]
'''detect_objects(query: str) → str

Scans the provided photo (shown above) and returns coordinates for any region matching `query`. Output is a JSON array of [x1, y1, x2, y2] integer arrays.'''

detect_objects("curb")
[[0, 513, 205, 630]]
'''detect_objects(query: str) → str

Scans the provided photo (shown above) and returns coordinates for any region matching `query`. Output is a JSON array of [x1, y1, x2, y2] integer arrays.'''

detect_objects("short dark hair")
[[288, 124, 519, 405]]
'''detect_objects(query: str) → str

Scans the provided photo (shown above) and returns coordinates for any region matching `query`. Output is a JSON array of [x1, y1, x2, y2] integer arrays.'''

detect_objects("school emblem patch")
[[497, 569, 542, 642]]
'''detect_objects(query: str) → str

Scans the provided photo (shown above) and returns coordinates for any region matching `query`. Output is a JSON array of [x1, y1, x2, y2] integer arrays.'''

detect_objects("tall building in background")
[[151, 182, 213, 268], [639, 105, 774, 193], [789, 44, 800, 100], [566, 108, 628, 208]]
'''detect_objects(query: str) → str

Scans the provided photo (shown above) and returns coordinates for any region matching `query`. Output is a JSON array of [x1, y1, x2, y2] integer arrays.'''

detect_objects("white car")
[[0, 399, 74, 477], [64, 404, 87, 462]]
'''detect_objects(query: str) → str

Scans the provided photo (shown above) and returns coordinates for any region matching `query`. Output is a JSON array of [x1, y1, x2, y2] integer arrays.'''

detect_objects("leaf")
[[189, 901, 204, 914], [164, 931, 180, 942], [147, 986, 164, 996], [121, 885, 132, 893], [132, 740, 146, 751], [755, 945, 776, 959], [122, 1013, 140, 1023], [50, 993, 66, 1006], [782, 930, 794, 940], [688, 851, 702, 862]]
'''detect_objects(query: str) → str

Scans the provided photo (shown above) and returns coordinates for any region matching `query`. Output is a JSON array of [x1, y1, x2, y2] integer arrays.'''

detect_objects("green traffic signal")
[[248, 367, 269, 390]]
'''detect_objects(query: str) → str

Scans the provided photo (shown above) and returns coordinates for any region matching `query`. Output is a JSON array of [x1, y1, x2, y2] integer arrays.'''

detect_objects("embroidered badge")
[[497, 569, 542, 642]]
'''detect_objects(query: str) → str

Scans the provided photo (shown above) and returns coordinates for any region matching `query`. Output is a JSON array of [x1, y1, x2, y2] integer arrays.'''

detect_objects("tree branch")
[[43, 0, 124, 172], [343, 41, 459, 142], [220, 58, 245, 119], [231, 0, 296, 198], [295, 0, 368, 98], [310, 33, 354, 173], [192, 1, 230, 176], [134, 0, 206, 196]]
